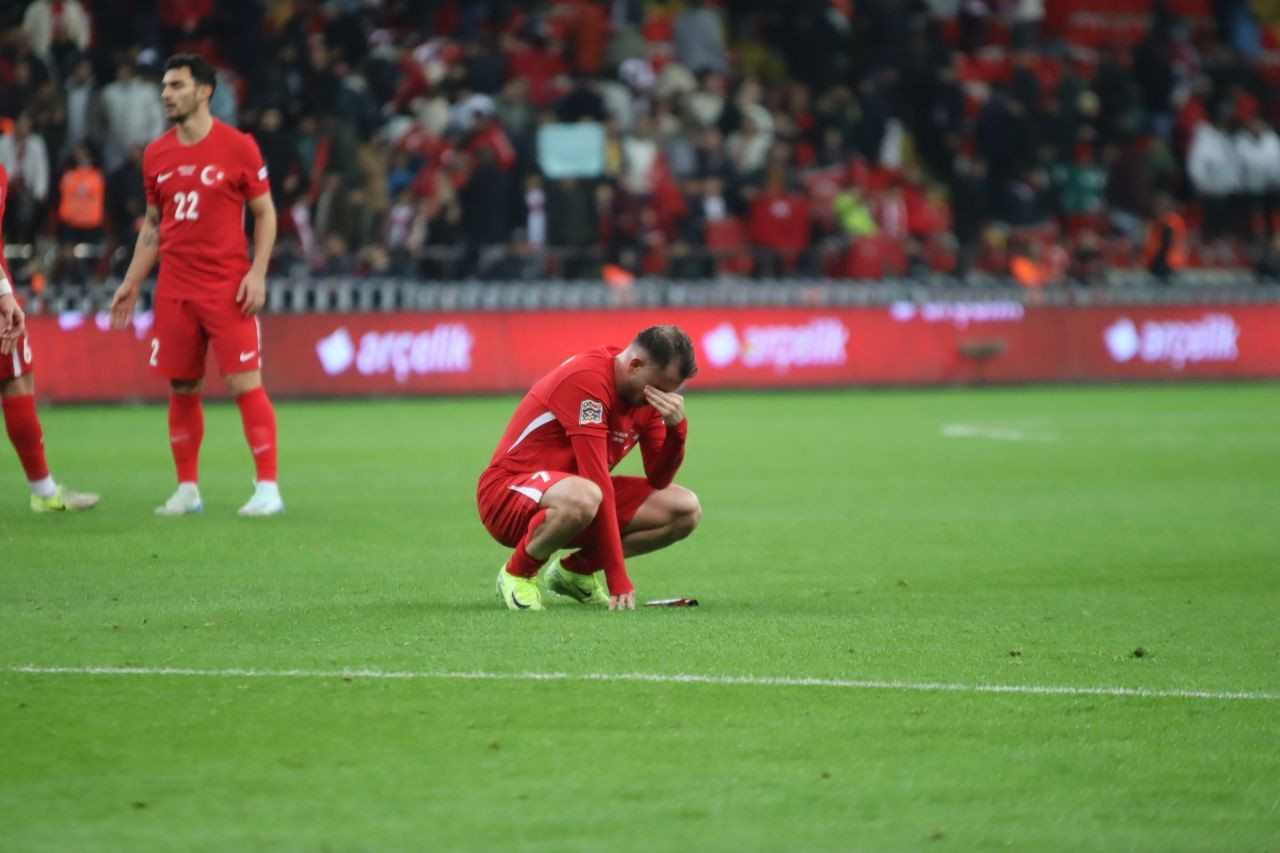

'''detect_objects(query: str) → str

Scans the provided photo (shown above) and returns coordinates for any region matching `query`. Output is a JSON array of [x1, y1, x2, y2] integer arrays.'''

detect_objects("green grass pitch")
[[1, 384, 1278, 852]]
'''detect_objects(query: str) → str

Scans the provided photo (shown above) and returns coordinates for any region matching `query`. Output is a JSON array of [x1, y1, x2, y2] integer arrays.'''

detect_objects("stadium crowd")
[[2, 0, 1280, 288]]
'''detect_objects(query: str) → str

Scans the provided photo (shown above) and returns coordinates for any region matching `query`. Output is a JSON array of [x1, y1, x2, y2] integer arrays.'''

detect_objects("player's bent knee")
[[547, 478, 603, 530], [670, 488, 702, 539]]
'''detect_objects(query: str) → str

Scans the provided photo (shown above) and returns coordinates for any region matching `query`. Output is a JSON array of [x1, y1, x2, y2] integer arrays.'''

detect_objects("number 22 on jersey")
[[173, 191, 200, 221]]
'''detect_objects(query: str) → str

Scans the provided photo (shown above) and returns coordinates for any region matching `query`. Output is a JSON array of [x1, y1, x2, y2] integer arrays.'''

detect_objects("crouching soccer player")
[[477, 325, 702, 611]]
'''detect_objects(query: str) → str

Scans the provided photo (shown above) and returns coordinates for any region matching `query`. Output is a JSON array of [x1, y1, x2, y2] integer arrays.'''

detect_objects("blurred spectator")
[[21, 0, 91, 73], [727, 104, 773, 179], [1188, 108, 1242, 256], [1051, 143, 1107, 226], [1068, 230, 1107, 283], [98, 60, 165, 172], [1107, 140, 1158, 245], [254, 107, 305, 208], [1145, 193, 1187, 282], [0, 112, 51, 242], [1234, 117, 1280, 243], [547, 178, 598, 276], [55, 142, 104, 281], [105, 143, 145, 249], [57, 142, 103, 237], [674, 0, 728, 75], [621, 115, 659, 197], [28, 77, 67, 165], [210, 67, 239, 126], [63, 59, 99, 160], [460, 148, 511, 253], [951, 157, 988, 276], [0, 58, 40, 119], [556, 74, 608, 123], [1011, 0, 1045, 49]]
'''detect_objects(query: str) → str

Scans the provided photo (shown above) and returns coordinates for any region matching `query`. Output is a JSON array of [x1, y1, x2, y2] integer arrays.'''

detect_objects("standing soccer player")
[[478, 326, 702, 611], [109, 54, 282, 516], [0, 164, 99, 511]]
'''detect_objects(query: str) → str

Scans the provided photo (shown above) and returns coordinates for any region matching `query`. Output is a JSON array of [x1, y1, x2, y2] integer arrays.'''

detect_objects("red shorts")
[[477, 469, 655, 548], [151, 296, 262, 380], [0, 334, 34, 381]]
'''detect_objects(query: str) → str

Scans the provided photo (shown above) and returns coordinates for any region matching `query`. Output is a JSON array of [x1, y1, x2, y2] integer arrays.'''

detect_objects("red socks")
[[507, 509, 548, 578], [168, 392, 204, 483], [561, 549, 597, 575], [3, 395, 50, 482], [235, 387, 278, 482], [168, 388, 277, 485]]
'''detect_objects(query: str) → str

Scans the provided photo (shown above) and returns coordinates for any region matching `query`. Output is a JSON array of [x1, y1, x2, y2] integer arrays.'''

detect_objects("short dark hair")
[[634, 326, 698, 380], [164, 53, 217, 94]]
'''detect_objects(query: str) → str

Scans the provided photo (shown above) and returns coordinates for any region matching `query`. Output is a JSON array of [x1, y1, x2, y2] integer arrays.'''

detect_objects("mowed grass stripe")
[[10, 665, 1278, 702]]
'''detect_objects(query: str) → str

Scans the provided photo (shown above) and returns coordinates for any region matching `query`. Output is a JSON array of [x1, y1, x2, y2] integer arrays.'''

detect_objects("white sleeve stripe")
[[507, 411, 555, 453]]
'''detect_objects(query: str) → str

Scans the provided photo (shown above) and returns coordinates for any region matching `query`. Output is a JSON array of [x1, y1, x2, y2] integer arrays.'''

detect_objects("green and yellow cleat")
[[543, 557, 609, 605], [496, 564, 544, 611], [30, 485, 100, 513]]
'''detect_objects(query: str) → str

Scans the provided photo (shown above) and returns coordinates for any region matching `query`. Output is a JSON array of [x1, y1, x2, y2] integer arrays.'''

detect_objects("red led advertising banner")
[[23, 302, 1280, 402]]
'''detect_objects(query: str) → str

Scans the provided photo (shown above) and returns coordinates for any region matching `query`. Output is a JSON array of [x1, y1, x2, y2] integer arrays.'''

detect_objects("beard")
[[166, 100, 196, 123]]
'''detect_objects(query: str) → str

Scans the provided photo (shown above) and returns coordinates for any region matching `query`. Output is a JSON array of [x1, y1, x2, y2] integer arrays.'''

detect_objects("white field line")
[[5, 665, 1276, 702], [941, 423, 1060, 443]]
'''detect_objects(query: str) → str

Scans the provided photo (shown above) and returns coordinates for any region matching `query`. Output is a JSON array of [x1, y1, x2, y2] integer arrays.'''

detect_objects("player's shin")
[[168, 392, 204, 484], [507, 509, 549, 578], [235, 386, 277, 483], [3, 394, 53, 496]]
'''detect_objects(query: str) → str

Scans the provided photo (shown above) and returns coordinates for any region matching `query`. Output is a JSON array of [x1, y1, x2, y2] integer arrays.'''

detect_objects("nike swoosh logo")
[[239, 351, 256, 362], [157, 171, 174, 183], [510, 590, 530, 610]]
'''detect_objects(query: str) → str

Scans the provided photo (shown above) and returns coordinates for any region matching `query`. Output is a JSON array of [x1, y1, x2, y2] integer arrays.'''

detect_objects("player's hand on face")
[[0, 293, 24, 356], [108, 282, 139, 330], [237, 269, 267, 316], [609, 591, 636, 611], [643, 385, 686, 427]]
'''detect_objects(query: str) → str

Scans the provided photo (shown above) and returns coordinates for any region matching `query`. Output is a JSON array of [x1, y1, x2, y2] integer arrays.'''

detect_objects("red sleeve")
[[240, 134, 271, 201], [142, 146, 158, 208], [549, 367, 630, 594], [640, 416, 687, 491], [570, 433, 630, 595]]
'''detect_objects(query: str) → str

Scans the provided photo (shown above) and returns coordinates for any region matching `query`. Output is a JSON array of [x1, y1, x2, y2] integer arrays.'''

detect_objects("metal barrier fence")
[[15, 272, 1280, 317]]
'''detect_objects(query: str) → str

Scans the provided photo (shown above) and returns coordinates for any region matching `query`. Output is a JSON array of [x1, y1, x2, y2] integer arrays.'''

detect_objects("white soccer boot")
[[238, 481, 284, 517], [155, 483, 204, 516]]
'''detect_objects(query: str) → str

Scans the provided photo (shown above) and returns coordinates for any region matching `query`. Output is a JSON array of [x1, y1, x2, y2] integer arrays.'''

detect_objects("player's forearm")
[[122, 217, 160, 289], [250, 205, 277, 276], [643, 421, 688, 490], [571, 434, 631, 595]]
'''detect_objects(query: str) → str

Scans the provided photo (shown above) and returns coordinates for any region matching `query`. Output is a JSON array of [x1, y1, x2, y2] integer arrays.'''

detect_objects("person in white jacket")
[[1234, 118, 1280, 244], [1188, 111, 1241, 252], [98, 61, 165, 172], [0, 113, 50, 242], [21, 0, 91, 66]]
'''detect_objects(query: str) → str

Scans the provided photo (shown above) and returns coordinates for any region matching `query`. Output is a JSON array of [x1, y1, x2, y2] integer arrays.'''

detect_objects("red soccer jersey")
[[486, 345, 688, 594], [143, 119, 270, 300]]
